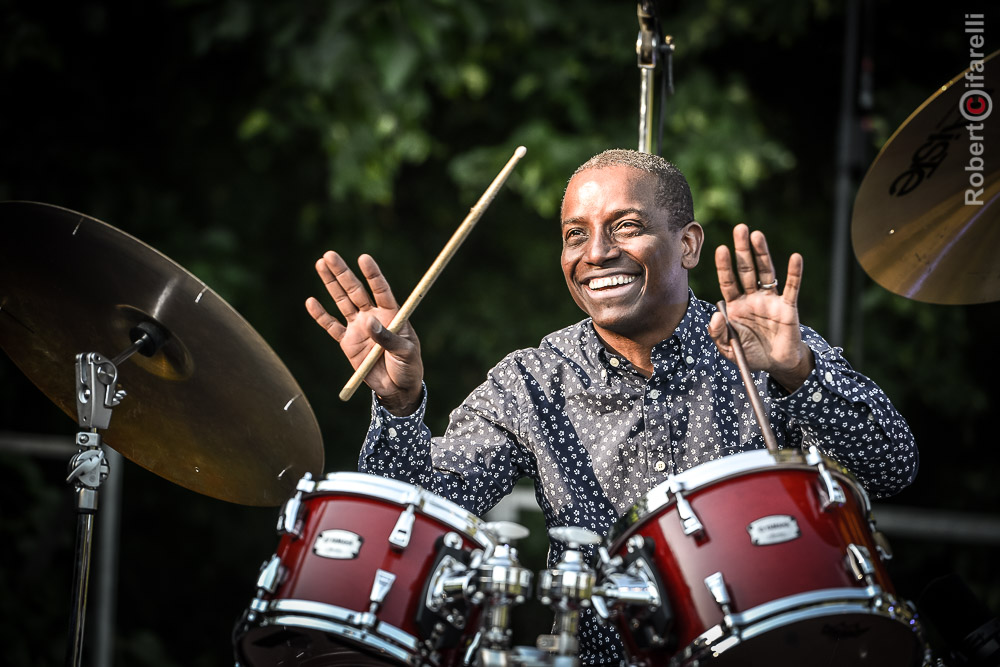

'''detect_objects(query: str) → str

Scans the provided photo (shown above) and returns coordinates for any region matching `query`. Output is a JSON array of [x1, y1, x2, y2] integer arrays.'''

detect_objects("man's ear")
[[681, 221, 704, 269]]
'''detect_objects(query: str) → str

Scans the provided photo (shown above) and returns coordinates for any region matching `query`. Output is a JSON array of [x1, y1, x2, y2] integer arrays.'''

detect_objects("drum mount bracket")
[[419, 531, 480, 651], [594, 536, 674, 652]]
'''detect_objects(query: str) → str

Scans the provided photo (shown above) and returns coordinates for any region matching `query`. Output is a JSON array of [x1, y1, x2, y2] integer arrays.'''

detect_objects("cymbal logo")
[[887, 113, 962, 197], [962, 13, 988, 206]]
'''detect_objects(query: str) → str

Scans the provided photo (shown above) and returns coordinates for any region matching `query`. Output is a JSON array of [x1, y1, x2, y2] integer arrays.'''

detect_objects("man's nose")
[[584, 230, 620, 263]]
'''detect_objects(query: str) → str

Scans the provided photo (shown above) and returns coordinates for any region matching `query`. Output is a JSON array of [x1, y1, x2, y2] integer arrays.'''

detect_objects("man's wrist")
[[377, 387, 423, 417], [771, 343, 815, 393]]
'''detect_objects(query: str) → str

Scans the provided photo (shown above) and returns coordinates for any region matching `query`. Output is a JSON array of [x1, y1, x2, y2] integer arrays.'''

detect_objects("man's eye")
[[615, 221, 641, 233]]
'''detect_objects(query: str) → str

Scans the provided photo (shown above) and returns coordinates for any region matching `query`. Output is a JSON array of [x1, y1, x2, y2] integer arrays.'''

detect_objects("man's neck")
[[593, 303, 689, 378]]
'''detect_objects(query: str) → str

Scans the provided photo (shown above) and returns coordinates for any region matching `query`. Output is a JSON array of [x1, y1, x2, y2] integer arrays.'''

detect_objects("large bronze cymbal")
[[0, 202, 324, 506], [852, 50, 999, 305]]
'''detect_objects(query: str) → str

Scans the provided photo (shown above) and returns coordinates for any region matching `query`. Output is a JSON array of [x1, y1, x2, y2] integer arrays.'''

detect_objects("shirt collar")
[[654, 289, 714, 369]]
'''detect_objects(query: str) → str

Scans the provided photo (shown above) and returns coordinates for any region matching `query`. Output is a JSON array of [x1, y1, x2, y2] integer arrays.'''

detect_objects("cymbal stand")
[[636, 1, 674, 154], [65, 324, 165, 667]]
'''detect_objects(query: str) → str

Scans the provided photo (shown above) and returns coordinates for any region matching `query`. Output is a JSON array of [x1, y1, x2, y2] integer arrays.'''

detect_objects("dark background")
[[1, 1, 997, 664]]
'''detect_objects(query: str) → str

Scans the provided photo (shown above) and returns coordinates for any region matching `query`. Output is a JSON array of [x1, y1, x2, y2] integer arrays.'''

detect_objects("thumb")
[[369, 317, 410, 353], [707, 312, 729, 345]]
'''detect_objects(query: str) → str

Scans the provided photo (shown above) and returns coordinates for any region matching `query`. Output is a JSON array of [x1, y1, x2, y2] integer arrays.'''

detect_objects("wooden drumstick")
[[339, 146, 527, 401], [716, 301, 780, 454]]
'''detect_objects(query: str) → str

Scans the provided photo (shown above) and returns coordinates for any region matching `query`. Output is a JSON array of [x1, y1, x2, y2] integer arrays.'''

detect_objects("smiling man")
[[306, 149, 917, 666]]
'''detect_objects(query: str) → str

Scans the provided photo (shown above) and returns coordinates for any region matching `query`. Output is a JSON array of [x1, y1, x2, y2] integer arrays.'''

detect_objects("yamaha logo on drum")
[[746, 515, 801, 546], [313, 529, 364, 559]]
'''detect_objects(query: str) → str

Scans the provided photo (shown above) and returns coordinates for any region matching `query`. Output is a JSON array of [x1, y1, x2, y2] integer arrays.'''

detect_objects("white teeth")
[[588, 274, 636, 290]]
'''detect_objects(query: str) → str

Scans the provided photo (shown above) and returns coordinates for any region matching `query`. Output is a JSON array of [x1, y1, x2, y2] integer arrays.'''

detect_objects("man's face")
[[560, 165, 700, 340]]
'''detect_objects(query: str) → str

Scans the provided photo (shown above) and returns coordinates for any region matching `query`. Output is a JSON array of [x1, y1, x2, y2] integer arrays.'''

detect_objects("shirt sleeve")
[[359, 359, 532, 516], [767, 326, 918, 498]]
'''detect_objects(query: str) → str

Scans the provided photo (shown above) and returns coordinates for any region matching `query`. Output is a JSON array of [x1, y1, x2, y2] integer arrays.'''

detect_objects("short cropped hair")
[[569, 149, 694, 229]]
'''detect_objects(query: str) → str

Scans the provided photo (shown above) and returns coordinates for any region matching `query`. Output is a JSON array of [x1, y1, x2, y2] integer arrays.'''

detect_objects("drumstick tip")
[[515, 146, 527, 158]]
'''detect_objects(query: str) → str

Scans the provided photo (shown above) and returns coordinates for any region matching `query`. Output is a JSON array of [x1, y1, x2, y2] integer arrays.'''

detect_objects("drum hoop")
[[672, 589, 921, 667], [262, 613, 419, 665], [313, 472, 495, 549], [266, 597, 420, 648], [607, 448, 870, 547]]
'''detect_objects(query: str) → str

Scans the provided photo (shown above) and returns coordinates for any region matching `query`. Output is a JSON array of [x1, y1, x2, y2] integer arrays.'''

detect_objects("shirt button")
[[811, 391, 823, 403], [685, 355, 695, 365], [388, 427, 398, 438], [824, 371, 833, 383], [654, 460, 666, 472], [609, 357, 620, 367], [649, 389, 661, 400]]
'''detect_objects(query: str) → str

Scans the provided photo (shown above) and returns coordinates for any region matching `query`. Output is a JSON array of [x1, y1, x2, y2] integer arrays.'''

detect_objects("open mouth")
[[588, 274, 637, 290]]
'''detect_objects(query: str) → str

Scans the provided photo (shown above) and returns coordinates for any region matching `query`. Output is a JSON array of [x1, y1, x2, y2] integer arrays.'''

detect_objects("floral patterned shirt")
[[359, 292, 917, 665]]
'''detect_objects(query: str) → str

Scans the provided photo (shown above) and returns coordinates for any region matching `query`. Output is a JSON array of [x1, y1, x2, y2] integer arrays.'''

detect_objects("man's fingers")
[[782, 253, 803, 308], [750, 230, 778, 289], [314, 252, 366, 320], [715, 245, 742, 302], [732, 223, 758, 294], [322, 251, 374, 314], [305, 296, 346, 341], [358, 254, 401, 310]]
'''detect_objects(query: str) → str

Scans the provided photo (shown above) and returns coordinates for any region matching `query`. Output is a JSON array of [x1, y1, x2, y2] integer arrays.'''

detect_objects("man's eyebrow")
[[560, 208, 648, 227]]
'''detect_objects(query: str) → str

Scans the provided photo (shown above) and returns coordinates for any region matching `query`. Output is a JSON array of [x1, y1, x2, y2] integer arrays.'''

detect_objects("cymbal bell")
[[852, 50, 999, 305], [0, 201, 324, 506]]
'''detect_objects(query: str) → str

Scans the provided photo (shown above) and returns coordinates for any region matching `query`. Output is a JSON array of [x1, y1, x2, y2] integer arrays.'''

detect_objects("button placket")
[[645, 378, 669, 483]]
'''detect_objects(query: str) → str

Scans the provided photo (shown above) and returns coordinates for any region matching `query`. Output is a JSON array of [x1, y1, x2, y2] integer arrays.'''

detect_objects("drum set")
[[4, 41, 997, 663], [231, 448, 930, 667]]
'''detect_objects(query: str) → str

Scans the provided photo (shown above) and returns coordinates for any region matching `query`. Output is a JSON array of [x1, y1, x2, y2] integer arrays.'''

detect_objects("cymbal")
[[852, 50, 999, 305], [0, 202, 324, 506]]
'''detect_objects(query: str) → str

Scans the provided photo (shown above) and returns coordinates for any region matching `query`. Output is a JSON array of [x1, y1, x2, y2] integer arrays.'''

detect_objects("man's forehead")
[[562, 166, 657, 217]]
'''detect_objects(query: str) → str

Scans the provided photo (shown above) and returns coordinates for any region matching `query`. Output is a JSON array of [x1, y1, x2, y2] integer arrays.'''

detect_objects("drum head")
[[607, 449, 868, 548], [701, 612, 923, 666], [315, 472, 493, 550]]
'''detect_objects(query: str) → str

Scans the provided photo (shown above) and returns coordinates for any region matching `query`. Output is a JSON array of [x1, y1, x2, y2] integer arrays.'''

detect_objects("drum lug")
[[704, 571, 736, 631], [807, 446, 846, 511], [255, 554, 285, 594], [870, 523, 894, 561], [276, 473, 314, 538], [845, 543, 877, 586], [359, 568, 396, 629], [668, 478, 704, 536], [389, 504, 416, 549]]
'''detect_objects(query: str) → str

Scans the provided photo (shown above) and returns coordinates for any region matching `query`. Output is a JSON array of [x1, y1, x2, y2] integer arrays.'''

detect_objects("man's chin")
[[590, 313, 643, 338]]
